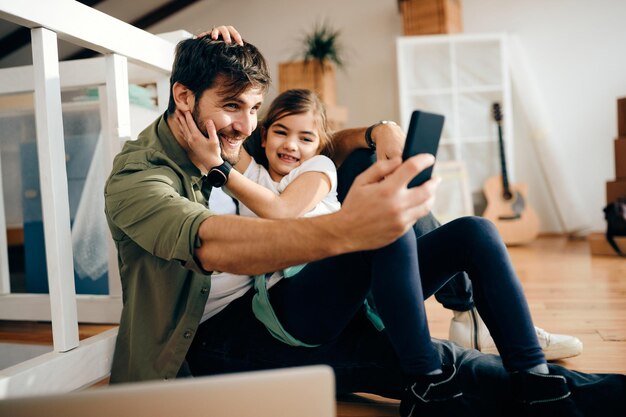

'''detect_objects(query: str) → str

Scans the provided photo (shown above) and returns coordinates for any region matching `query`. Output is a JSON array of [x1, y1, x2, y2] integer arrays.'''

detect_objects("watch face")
[[207, 168, 227, 188], [206, 161, 232, 188]]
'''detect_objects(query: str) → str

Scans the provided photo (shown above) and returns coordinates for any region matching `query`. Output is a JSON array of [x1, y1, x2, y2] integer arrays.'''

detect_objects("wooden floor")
[[1, 236, 625, 416]]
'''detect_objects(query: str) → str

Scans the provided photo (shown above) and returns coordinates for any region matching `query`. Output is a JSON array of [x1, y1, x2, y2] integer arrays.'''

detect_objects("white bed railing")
[[0, 0, 184, 398]]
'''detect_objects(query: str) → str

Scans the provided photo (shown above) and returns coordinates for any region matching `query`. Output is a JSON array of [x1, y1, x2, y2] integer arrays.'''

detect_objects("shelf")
[[397, 33, 514, 217], [441, 136, 495, 145], [407, 84, 504, 97]]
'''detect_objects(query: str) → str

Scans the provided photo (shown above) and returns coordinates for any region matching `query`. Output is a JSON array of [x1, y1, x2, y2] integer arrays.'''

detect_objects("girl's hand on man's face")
[[175, 110, 224, 175]]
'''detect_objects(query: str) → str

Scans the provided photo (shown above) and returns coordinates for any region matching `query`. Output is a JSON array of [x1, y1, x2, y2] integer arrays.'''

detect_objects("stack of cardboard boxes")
[[589, 97, 626, 255], [398, 0, 463, 36]]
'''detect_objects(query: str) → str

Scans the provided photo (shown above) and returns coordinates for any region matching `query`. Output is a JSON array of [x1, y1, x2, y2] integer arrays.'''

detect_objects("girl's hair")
[[262, 89, 334, 157]]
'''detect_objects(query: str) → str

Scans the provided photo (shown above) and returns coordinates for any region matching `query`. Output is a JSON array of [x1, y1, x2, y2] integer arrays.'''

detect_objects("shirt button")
[[184, 331, 193, 339], [201, 287, 209, 294]]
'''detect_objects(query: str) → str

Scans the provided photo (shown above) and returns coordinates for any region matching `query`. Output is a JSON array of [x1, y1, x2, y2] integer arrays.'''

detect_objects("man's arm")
[[195, 155, 439, 275], [332, 121, 406, 167]]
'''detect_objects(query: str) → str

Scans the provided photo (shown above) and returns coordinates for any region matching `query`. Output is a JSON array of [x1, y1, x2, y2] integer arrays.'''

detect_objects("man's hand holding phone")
[[401, 110, 445, 188]]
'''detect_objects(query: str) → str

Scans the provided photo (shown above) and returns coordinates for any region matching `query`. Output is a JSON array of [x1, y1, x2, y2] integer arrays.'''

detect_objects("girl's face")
[[262, 111, 321, 181]]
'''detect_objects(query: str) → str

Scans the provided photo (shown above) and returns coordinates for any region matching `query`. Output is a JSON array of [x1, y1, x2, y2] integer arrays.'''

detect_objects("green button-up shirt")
[[105, 114, 215, 383]]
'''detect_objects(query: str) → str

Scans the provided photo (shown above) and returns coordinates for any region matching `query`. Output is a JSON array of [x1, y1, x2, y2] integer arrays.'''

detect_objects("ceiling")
[[0, 0, 200, 68]]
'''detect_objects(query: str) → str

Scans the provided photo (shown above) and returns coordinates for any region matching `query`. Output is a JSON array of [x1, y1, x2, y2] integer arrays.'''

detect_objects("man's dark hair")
[[167, 36, 271, 114]]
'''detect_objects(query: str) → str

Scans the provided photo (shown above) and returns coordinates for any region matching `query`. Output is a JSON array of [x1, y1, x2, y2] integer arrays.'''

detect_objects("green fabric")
[[363, 298, 385, 331], [282, 264, 306, 278], [83, 85, 156, 109], [105, 114, 215, 383], [251, 274, 320, 348]]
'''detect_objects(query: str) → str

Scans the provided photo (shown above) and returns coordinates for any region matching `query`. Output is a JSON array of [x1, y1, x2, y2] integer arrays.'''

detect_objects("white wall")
[[463, 0, 626, 233], [146, 0, 626, 233], [147, 0, 404, 125]]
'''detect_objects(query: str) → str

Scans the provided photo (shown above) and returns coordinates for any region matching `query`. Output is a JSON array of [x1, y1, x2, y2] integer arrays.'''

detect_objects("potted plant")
[[278, 21, 345, 106]]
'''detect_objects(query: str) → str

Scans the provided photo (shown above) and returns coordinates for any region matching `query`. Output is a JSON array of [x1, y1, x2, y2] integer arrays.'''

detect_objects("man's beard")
[[192, 107, 241, 165]]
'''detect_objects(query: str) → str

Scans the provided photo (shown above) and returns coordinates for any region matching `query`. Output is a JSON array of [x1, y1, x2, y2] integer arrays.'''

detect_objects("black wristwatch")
[[206, 161, 233, 188], [364, 120, 397, 151]]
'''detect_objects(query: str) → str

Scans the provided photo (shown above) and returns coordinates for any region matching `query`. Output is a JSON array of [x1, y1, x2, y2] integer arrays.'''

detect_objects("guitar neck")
[[496, 120, 513, 198]]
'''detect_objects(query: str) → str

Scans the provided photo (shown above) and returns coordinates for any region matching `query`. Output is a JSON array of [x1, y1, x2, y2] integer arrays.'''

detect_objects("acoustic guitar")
[[482, 102, 539, 245]]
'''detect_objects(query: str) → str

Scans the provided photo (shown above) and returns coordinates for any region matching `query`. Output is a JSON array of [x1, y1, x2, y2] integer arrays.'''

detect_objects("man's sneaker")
[[510, 370, 582, 417], [400, 364, 468, 417], [449, 308, 583, 361]]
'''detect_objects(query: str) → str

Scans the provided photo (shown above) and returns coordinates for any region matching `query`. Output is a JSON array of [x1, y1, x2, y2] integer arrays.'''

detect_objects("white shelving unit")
[[397, 33, 514, 205]]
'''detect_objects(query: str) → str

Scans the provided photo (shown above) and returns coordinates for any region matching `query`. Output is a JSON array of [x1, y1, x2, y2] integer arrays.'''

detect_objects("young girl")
[[217, 88, 340, 220], [177, 89, 556, 416]]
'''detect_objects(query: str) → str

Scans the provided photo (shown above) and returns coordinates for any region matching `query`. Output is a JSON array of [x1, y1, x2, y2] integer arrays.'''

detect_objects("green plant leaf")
[[300, 20, 345, 71]]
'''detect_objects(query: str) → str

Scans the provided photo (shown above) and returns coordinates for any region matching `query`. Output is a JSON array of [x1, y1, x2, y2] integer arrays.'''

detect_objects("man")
[[105, 26, 436, 384], [105, 28, 624, 415]]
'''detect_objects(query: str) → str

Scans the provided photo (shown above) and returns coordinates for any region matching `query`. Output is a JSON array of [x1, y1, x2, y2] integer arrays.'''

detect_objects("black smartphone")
[[401, 110, 445, 188]]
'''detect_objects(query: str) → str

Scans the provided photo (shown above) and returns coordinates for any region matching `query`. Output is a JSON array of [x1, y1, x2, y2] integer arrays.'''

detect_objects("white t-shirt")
[[201, 155, 341, 322]]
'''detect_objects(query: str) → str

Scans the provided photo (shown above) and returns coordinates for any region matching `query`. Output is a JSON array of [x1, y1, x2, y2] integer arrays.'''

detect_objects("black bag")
[[603, 196, 626, 257]]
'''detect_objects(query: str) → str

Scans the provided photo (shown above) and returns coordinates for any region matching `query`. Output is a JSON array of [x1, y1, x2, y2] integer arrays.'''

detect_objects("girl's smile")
[[262, 112, 321, 181]]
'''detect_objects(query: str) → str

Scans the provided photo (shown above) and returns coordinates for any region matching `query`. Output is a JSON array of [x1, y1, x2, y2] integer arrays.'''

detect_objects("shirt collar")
[[156, 113, 205, 186]]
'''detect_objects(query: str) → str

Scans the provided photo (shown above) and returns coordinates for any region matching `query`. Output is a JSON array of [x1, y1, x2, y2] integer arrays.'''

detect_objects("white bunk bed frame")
[[0, 0, 183, 398]]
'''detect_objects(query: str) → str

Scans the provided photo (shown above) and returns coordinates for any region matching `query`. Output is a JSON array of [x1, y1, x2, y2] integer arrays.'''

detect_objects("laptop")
[[0, 365, 336, 417]]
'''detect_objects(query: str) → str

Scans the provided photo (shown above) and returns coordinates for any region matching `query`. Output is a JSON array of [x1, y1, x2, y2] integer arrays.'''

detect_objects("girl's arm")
[[176, 110, 332, 219], [226, 168, 331, 219]]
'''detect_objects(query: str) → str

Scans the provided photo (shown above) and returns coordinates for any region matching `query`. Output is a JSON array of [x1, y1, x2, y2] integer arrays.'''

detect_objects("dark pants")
[[187, 149, 626, 414], [187, 288, 626, 416], [270, 216, 544, 373], [337, 149, 474, 312]]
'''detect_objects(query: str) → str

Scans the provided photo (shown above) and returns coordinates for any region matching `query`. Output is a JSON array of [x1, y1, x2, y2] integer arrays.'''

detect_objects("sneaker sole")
[[480, 341, 583, 361], [542, 341, 584, 361]]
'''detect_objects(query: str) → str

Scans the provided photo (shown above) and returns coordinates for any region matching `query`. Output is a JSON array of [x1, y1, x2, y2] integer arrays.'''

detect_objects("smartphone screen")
[[401, 110, 445, 188]]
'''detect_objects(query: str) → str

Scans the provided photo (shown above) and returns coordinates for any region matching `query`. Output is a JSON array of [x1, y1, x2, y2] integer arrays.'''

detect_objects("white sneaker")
[[448, 309, 583, 361]]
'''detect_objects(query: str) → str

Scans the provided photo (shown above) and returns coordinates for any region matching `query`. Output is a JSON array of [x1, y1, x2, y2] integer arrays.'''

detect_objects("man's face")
[[191, 83, 264, 165]]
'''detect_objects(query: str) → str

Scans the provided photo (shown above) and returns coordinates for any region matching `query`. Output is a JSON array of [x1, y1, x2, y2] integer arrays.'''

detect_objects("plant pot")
[[278, 60, 336, 106]]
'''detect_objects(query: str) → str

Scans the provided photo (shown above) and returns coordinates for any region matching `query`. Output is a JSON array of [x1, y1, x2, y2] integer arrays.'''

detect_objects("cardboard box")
[[325, 105, 348, 131], [588, 232, 626, 256], [399, 0, 463, 36], [606, 179, 626, 203], [618, 97, 626, 137], [616, 138, 626, 179]]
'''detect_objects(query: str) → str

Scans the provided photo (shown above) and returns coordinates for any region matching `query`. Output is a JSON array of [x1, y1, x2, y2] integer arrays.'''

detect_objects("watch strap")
[[207, 161, 233, 188], [365, 120, 397, 151]]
